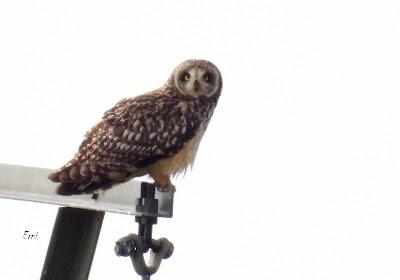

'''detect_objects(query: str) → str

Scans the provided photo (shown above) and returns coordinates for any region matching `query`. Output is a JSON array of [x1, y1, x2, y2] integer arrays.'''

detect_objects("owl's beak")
[[194, 80, 200, 92]]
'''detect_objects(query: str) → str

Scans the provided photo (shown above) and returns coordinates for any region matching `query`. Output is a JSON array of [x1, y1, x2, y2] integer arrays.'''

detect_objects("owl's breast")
[[147, 125, 206, 176], [144, 96, 217, 177]]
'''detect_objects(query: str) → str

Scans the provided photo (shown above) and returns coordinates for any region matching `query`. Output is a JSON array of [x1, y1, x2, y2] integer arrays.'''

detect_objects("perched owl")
[[48, 59, 222, 195]]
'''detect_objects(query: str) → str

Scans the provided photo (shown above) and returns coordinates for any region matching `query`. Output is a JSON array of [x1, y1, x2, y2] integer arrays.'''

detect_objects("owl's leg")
[[157, 183, 176, 193], [150, 173, 176, 192]]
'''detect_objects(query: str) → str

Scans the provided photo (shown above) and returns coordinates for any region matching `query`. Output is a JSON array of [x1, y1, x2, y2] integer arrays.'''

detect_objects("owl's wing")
[[101, 92, 201, 167], [49, 92, 200, 195]]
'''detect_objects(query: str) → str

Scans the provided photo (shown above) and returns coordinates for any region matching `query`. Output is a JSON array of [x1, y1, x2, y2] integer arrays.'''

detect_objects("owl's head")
[[172, 59, 222, 98]]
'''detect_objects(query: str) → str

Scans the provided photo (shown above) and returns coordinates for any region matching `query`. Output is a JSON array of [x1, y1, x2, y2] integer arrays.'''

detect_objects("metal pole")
[[41, 207, 105, 280]]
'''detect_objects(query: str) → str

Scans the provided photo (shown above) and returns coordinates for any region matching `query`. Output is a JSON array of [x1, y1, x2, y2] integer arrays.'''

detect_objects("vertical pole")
[[41, 207, 105, 280]]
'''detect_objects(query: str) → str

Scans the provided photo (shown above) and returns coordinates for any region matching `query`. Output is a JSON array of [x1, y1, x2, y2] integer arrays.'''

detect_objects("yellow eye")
[[202, 74, 209, 82], [184, 73, 191, 81]]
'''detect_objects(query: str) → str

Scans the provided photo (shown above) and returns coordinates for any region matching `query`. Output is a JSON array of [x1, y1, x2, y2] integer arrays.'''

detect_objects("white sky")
[[1, 0, 400, 279]]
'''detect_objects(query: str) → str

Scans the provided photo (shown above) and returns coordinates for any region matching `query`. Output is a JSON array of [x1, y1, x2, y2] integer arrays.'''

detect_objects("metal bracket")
[[114, 182, 174, 280]]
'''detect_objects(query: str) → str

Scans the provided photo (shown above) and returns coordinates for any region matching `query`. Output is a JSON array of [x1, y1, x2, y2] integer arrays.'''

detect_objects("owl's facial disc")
[[173, 60, 221, 98]]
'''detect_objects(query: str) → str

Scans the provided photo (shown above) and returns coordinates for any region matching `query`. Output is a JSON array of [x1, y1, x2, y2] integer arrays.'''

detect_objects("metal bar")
[[41, 207, 105, 280], [0, 163, 173, 217]]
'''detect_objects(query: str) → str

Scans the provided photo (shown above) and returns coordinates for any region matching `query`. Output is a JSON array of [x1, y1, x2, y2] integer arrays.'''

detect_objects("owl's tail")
[[55, 181, 112, 196], [48, 162, 129, 196]]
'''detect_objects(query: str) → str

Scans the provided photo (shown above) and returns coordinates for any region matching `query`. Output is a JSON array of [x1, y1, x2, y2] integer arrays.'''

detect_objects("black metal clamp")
[[114, 182, 174, 280]]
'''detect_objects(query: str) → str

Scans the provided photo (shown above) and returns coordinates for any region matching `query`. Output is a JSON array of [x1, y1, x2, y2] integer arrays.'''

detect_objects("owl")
[[48, 59, 223, 195]]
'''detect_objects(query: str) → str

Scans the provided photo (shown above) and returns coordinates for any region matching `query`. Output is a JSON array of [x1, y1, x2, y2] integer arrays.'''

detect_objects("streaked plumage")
[[48, 59, 222, 195]]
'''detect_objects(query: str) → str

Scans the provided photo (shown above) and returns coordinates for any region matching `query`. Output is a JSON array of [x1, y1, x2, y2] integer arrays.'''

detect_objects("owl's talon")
[[155, 184, 176, 193]]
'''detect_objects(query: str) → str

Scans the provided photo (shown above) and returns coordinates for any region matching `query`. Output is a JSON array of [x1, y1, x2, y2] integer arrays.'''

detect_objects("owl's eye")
[[203, 73, 214, 83], [183, 72, 191, 81]]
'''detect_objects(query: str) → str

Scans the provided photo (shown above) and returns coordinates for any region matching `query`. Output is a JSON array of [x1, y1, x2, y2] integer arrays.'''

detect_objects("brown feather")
[[69, 166, 79, 180]]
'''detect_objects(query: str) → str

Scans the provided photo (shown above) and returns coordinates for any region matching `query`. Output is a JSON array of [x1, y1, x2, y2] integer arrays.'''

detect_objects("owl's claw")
[[155, 183, 176, 193]]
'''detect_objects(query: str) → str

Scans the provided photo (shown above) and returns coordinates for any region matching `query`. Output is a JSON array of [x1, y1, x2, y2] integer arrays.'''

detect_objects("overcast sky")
[[1, 0, 400, 279]]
